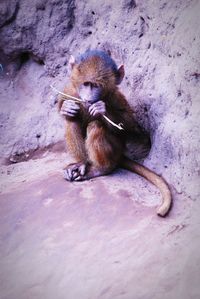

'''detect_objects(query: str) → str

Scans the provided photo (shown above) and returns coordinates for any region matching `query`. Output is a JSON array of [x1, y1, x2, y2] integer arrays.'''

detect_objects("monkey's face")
[[70, 51, 125, 104], [78, 81, 102, 104]]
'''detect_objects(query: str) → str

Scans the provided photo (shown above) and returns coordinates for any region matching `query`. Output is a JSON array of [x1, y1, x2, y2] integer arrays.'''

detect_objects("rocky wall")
[[0, 0, 199, 200]]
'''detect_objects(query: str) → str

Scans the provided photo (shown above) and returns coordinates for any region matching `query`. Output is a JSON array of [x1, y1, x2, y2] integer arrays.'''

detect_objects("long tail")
[[121, 157, 172, 217]]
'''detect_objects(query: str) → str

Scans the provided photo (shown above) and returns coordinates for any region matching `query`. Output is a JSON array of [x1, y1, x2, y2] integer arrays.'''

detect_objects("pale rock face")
[[0, 0, 199, 200]]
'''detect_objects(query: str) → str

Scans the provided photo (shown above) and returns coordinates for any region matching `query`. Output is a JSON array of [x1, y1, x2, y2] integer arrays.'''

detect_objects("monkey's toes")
[[63, 169, 72, 181], [63, 169, 77, 181]]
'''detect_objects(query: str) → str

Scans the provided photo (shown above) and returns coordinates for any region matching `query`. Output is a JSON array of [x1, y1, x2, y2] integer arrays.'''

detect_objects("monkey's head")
[[69, 50, 125, 104]]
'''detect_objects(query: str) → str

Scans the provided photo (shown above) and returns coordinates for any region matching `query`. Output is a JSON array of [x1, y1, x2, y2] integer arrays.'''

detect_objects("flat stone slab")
[[0, 161, 200, 299]]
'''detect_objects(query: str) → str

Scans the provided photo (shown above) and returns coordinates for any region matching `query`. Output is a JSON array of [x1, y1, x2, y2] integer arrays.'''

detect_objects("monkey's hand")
[[88, 101, 106, 117], [63, 162, 87, 181], [60, 100, 80, 118]]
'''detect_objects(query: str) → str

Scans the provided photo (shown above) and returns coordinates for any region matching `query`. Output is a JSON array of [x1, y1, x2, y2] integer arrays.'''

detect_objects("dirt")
[[0, 147, 200, 299], [0, 153, 200, 299], [0, 0, 200, 298]]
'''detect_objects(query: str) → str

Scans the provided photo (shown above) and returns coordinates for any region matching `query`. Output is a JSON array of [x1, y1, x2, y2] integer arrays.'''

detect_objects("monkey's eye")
[[83, 82, 98, 88], [83, 82, 90, 87]]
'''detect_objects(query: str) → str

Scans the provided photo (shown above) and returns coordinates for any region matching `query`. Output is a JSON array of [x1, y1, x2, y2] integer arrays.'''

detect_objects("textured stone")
[[0, 0, 199, 201]]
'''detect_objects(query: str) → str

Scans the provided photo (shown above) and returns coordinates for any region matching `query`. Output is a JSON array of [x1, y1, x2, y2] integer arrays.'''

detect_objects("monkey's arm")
[[104, 93, 140, 134], [65, 121, 87, 162], [63, 107, 89, 180], [58, 84, 88, 162], [58, 84, 79, 113], [58, 84, 88, 126]]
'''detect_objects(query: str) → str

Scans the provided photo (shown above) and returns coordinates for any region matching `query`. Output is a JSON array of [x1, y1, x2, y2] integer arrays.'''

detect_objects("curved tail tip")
[[156, 205, 171, 217]]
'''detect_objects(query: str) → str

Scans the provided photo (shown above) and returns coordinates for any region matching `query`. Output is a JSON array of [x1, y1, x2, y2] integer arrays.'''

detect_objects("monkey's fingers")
[[62, 100, 80, 108], [63, 169, 78, 181], [89, 101, 105, 110], [74, 176, 83, 181], [79, 164, 87, 176], [61, 103, 80, 111], [60, 106, 80, 117], [89, 105, 104, 115], [60, 111, 77, 117], [61, 107, 79, 113], [89, 102, 106, 116], [68, 164, 87, 181], [72, 172, 80, 180], [63, 168, 72, 181], [89, 107, 105, 116]]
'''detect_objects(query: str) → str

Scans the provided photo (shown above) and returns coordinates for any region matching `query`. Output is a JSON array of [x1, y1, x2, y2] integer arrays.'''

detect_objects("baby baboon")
[[58, 50, 172, 216]]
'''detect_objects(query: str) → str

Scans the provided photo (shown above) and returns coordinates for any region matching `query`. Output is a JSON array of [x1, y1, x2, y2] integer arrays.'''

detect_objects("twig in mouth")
[[50, 85, 124, 131]]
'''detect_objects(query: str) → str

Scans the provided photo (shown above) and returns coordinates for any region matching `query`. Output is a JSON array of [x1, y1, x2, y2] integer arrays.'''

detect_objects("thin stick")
[[103, 115, 124, 130], [50, 85, 83, 103], [50, 85, 124, 131]]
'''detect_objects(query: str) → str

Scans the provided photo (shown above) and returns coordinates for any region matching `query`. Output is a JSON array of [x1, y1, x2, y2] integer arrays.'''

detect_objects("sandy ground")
[[0, 150, 200, 299]]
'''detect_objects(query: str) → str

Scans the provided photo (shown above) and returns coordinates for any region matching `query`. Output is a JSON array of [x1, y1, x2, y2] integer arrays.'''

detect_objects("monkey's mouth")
[[88, 99, 98, 104], [82, 98, 98, 105]]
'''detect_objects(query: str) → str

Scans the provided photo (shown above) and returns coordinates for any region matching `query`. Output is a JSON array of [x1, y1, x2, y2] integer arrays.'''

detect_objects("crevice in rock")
[[0, 2, 19, 29], [18, 52, 45, 69], [123, 0, 137, 10], [20, 52, 29, 65]]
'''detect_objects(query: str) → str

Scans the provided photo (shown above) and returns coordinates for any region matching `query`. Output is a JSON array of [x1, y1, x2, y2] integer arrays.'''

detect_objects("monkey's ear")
[[68, 55, 75, 71], [116, 65, 125, 85]]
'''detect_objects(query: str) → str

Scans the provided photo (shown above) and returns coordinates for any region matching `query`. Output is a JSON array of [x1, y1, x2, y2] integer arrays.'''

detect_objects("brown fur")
[[58, 51, 172, 217]]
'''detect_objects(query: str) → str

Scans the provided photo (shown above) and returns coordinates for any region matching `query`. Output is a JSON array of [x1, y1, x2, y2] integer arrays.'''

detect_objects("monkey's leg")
[[125, 131, 151, 161], [74, 121, 123, 181], [64, 121, 88, 181]]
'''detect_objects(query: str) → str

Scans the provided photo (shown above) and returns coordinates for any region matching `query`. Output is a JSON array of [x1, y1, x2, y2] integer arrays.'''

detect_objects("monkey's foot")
[[63, 163, 87, 181], [71, 166, 111, 181]]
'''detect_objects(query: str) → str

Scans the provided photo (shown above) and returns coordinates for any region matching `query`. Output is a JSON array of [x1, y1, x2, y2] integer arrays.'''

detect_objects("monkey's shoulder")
[[107, 90, 133, 112]]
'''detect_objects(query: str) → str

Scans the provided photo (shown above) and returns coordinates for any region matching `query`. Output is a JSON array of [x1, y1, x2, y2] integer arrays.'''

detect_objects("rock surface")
[[0, 0, 199, 200], [0, 151, 200, 299], [0, 1, 200, 298]]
